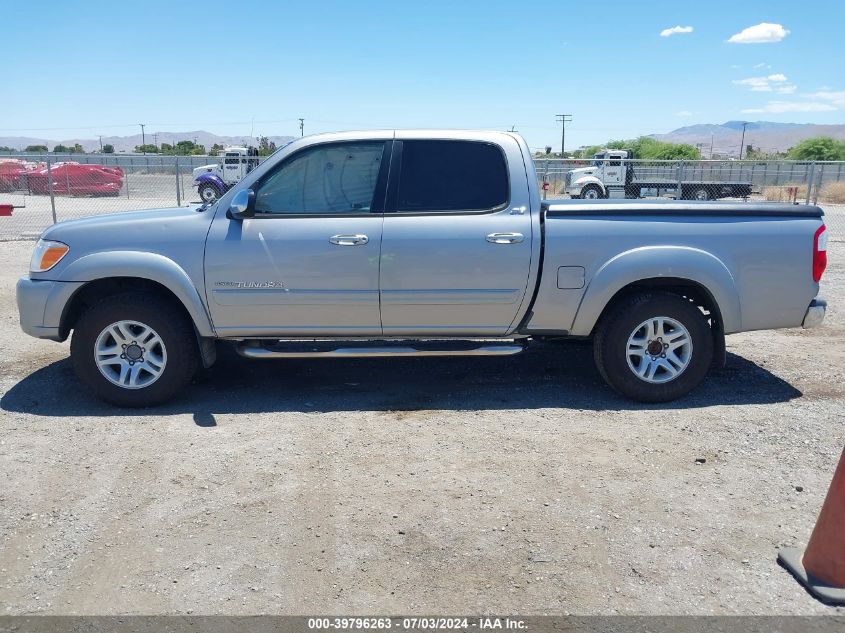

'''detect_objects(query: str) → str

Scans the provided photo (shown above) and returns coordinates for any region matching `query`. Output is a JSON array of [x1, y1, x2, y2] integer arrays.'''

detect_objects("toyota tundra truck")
[[16, 130, 828, 406]]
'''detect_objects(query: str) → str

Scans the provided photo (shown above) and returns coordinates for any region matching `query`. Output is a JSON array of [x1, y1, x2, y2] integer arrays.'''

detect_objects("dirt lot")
[[0, 239, 843, 616]]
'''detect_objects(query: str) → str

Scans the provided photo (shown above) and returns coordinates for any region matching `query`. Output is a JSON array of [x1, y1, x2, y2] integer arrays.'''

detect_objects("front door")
[[204, 140, 390, 337], [379, 136, 534, 336], [603, 153, 625, 185]]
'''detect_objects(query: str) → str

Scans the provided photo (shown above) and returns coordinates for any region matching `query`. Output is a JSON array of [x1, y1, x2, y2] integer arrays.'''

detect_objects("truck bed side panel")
[[525, 209, 823, 336]]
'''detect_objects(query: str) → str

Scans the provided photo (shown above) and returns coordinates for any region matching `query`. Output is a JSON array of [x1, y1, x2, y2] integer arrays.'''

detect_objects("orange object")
[[40, 246, 68, 270], [779, 447, 845, 605]]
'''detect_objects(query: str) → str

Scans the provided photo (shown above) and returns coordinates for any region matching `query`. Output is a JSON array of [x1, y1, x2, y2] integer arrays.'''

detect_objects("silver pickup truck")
[[16, 130, 828, 406]]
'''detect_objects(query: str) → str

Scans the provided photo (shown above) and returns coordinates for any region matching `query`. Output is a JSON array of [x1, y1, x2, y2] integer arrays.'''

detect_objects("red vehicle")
[[26, 162, 124, 196], [0, 160, 38, 192]]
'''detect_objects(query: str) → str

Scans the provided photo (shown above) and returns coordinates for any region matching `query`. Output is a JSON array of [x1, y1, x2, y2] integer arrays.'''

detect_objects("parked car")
[[0, 159, 41, 192], [17, 130, 827, 406], [26, 162, 123, 196]]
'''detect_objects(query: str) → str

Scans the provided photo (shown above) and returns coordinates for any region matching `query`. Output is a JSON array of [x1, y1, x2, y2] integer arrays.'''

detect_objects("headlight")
[[30, 239, 69, 272]]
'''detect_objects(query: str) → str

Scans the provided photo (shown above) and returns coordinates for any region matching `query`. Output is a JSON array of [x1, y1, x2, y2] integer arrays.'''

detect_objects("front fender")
[[573, 175, 605, 194], [569, 245, 741, 336], [54, 251, 215, 337], [194, 173, 226, 193]]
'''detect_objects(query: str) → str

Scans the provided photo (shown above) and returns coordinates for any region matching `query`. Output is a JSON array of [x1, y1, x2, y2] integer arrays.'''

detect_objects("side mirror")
[[227, 188, 255, 220]]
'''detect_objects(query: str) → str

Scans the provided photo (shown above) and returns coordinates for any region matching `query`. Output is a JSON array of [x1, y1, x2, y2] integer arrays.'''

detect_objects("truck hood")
[[41, 206, 212, 246], [193, 163, 220, 177], [569, 167, 597, 178]]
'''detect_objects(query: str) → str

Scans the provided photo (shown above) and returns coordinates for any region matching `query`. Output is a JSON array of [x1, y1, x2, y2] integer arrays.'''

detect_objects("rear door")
[[379, 134, 533, 336]]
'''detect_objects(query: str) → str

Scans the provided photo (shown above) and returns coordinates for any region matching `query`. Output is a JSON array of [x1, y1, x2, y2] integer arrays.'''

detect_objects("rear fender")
[[570, 245, 741, 336], [53, 251, 214, 337]]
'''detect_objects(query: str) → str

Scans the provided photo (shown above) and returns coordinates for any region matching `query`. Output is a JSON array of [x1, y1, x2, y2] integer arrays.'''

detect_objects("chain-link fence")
[[1, 154, 843, 240]]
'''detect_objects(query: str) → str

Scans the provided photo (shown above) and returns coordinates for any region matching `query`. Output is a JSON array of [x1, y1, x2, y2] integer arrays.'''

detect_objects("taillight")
[[813, 225, 827, 283]]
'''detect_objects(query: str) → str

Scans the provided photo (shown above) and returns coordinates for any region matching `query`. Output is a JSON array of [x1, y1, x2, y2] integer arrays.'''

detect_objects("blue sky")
[[1, 0, 843, 150]]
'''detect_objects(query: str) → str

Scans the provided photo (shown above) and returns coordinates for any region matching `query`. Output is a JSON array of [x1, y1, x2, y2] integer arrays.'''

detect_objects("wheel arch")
[[570, 246, 741, 337], [54, 251, 215, 340]]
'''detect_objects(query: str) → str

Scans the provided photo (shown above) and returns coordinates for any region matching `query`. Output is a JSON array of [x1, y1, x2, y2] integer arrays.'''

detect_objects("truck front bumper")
[[17, 276, 84, 341], [802, 297, 827, 329]]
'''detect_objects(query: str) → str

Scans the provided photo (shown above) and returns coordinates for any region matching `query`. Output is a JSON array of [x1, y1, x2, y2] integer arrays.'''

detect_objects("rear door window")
[[395, 140, 508, 212]]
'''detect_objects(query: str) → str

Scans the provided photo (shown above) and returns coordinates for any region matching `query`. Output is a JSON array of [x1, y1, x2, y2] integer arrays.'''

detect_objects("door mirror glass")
[[228, 188, 255, 220]]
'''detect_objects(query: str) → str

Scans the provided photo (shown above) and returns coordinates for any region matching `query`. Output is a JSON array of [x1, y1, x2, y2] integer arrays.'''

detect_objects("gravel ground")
[[0, 239, 843, 616]]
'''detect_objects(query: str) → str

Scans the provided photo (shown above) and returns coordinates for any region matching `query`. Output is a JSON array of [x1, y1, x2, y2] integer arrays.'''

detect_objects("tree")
[[0, 146, 14, 153], [25, 145, 48, 152], [102, 144, 115, 154], [257, 136, 276, 156], [210, 143, 225, 153], [72, 143, 84, 154], [53, 144, 70, 153], [134, 144, 159, 154], [605, 137, 701, 160], [787, 136, 845, 161]]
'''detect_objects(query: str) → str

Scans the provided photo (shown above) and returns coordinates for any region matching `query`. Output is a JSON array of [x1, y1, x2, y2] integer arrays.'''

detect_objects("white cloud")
[[733, 73, 789, 92], [807, 90, 845, 107], [753, 62, 771, 69], [742, 101, 836, 114], [728, 23, 790, 44], [660, 25, 693, 37], [674, 110, 693, 117], [776, 84, 797, 94]]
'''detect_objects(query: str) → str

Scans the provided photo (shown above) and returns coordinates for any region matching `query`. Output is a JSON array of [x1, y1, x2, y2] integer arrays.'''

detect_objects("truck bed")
[[525, 199, 824, 337]]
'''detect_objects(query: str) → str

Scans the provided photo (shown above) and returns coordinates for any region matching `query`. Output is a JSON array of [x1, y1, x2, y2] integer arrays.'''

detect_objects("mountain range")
[[651, 121, 845, 157], [0, 131, 296, 154], [1, 122, 844, 157]]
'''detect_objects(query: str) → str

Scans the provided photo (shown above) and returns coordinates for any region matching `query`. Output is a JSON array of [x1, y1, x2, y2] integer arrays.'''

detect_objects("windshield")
[[591, 152, 606, 167]]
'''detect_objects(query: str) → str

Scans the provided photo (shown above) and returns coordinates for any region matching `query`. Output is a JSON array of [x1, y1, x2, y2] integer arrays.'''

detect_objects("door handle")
[[330, 234, 369, 246], [486, 232, 524, 244]]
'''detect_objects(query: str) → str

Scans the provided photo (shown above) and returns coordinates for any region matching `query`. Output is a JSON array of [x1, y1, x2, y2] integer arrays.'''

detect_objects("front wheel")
[[71, 293, 199, 407], [593, 292, 713, 402], [198, 183, 220, 203], [580, 185, 603, 200]]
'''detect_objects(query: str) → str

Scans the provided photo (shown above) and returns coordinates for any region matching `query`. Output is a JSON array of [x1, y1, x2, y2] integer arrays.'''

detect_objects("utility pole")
[[556, 114, 572, 157], [739, 122, 748, 159], [710, 134, 714, 159], [139, 123, 146, 154], [299, 118, 305, 137], [98, 135, 103, 152], [153, 133, 158, 149]]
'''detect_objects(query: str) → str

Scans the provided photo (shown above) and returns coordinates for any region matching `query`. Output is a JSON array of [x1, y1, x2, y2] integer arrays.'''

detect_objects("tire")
[[593, 291, 713, 402], [198, 183, 219, 203], [70, 292, 199, 407], [580, 185, 603, 199], [691, 187, 710, 201]]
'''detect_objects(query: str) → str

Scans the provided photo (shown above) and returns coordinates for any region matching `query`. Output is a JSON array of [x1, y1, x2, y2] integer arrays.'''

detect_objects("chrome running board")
[[236, 339, 527, 359]]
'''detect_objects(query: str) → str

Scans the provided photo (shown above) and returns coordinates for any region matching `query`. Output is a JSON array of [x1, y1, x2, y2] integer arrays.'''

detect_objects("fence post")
[[805, 161, 816, 205], [46, 155, 57, 224], [814, 163, 824, 205], [175, 157, 181, 207], [542, 161, 549, 200], [676, 160, 684, 200]]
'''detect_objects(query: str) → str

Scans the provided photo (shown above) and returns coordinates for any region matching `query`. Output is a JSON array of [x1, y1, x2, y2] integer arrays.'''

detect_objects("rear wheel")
[[198, 183, 219, 203], [70, 293, 198, 407], [593, 292, 713, 402], [581, 185, 603, 199], [691, 187, 711, 201]]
